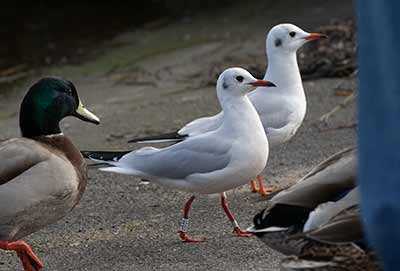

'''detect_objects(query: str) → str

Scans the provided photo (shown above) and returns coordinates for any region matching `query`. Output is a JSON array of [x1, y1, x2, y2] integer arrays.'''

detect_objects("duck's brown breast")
[[36, 134, 88, 205]]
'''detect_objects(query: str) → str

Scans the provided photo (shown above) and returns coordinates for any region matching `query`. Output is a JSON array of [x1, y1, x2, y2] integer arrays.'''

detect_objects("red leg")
[[257, 175, 273, 196], [220, 192, 253, 237], [178, 195, 206, 243], [0, 240, 44, 271], [249, 180, 259, 193]]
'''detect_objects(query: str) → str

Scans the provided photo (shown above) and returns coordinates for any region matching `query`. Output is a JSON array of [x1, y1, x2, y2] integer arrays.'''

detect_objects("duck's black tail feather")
[[127, 131, 187, 144], [253, 204, 312, 230], [81, 150, 131, 161]]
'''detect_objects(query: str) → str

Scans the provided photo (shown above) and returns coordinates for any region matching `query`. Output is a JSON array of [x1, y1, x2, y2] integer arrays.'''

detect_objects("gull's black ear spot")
[[223, 80, 228, 89], [275, 38, 282, 47]]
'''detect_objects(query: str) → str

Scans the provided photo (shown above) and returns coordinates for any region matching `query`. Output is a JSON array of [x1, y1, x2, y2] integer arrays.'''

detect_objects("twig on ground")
[[319, 92, 356, 124]]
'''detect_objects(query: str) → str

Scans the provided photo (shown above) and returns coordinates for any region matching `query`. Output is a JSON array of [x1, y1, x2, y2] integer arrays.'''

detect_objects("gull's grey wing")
[[257, 102, 293, 131], [249, 91, 295, 130], [119, 134, 231, 179], [179, 112, 223, 136]]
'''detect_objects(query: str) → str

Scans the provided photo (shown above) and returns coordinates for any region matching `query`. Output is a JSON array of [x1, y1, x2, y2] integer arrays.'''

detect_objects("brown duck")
[[0, 77, 100, 271], [248, 148, 382, 270]]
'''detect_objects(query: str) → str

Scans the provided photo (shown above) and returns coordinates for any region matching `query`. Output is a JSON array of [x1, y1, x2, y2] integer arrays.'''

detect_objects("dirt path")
[[0, 1, 355, 270]]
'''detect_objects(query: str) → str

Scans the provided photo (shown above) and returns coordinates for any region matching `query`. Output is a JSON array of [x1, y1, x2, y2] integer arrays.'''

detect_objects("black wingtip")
[[81, 150, 91, 159], [80, 150, 131, 161], [127, 131, 188, 143]]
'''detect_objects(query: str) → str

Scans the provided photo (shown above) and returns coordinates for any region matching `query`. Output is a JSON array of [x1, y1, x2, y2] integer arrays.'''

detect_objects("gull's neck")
[[219, 94, 264, 136], [264, 50, 303, 93]]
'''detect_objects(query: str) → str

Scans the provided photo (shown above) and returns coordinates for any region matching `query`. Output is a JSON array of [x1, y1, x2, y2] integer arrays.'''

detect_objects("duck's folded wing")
[[0, 138, 49, 186], [0, 138, 80, 240], [299, 147, 356, 182], [270, 147, 357, 209], [303, 188, 359, 232], [303, 206, 363, 244], [0, 138, 58, 221], [252, 148, 357, 231], [117, 135, 232, 179]]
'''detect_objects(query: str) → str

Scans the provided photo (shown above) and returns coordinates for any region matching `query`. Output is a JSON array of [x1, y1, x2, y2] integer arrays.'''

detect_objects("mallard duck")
[[280, 201, 381, 271], [0, 77, 100, 271], [248, 148, 381, 270]]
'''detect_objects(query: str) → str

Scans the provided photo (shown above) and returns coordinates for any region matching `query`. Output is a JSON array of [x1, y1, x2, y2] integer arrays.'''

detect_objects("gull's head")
[[217, 67, 276, 97], [266, 23, 327, 54]]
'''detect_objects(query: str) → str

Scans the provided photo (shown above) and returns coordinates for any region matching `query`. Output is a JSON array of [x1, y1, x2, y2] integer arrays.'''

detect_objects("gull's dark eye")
[[289, 31, 296, 37], [236, 76, 244, 82]]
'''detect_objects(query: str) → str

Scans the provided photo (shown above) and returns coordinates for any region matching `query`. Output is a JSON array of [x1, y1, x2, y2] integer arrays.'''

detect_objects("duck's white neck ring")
[[44, 132, 64, 138]]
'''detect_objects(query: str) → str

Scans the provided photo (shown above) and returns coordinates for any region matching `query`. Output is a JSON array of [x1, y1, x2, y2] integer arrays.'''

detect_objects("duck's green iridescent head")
[[19, 77, 100, 138]]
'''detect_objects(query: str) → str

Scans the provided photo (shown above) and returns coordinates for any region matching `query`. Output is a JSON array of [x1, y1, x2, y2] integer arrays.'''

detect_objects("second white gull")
[[128, 24, 327, 195]]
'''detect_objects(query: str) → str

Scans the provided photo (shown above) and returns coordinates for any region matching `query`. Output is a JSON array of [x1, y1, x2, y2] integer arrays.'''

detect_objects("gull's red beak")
[[304, 33, 328, 41], [248, 80, 276, 87]]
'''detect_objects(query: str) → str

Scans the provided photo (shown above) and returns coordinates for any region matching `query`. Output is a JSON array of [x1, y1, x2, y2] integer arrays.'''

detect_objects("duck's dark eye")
[[289, 31, 296, 37], [236, 76, 244, 82]]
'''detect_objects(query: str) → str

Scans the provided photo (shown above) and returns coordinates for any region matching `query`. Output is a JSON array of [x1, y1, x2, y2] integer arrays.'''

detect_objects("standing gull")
[[127, 24, 327, 195], [82, 67, 276, 242]]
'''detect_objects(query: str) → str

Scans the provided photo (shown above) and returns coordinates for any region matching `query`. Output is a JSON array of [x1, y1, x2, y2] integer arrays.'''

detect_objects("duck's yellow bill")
[[74, 100, 100, 125]]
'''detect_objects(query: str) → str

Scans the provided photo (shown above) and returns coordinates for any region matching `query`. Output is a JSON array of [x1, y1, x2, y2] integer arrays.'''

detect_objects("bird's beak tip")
[[304, 33, 328, 41], [248, 80, 276, 87]]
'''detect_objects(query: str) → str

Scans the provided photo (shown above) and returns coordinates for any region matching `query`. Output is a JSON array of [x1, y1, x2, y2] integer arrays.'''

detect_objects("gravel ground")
[[0, 1, 355, 270]]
